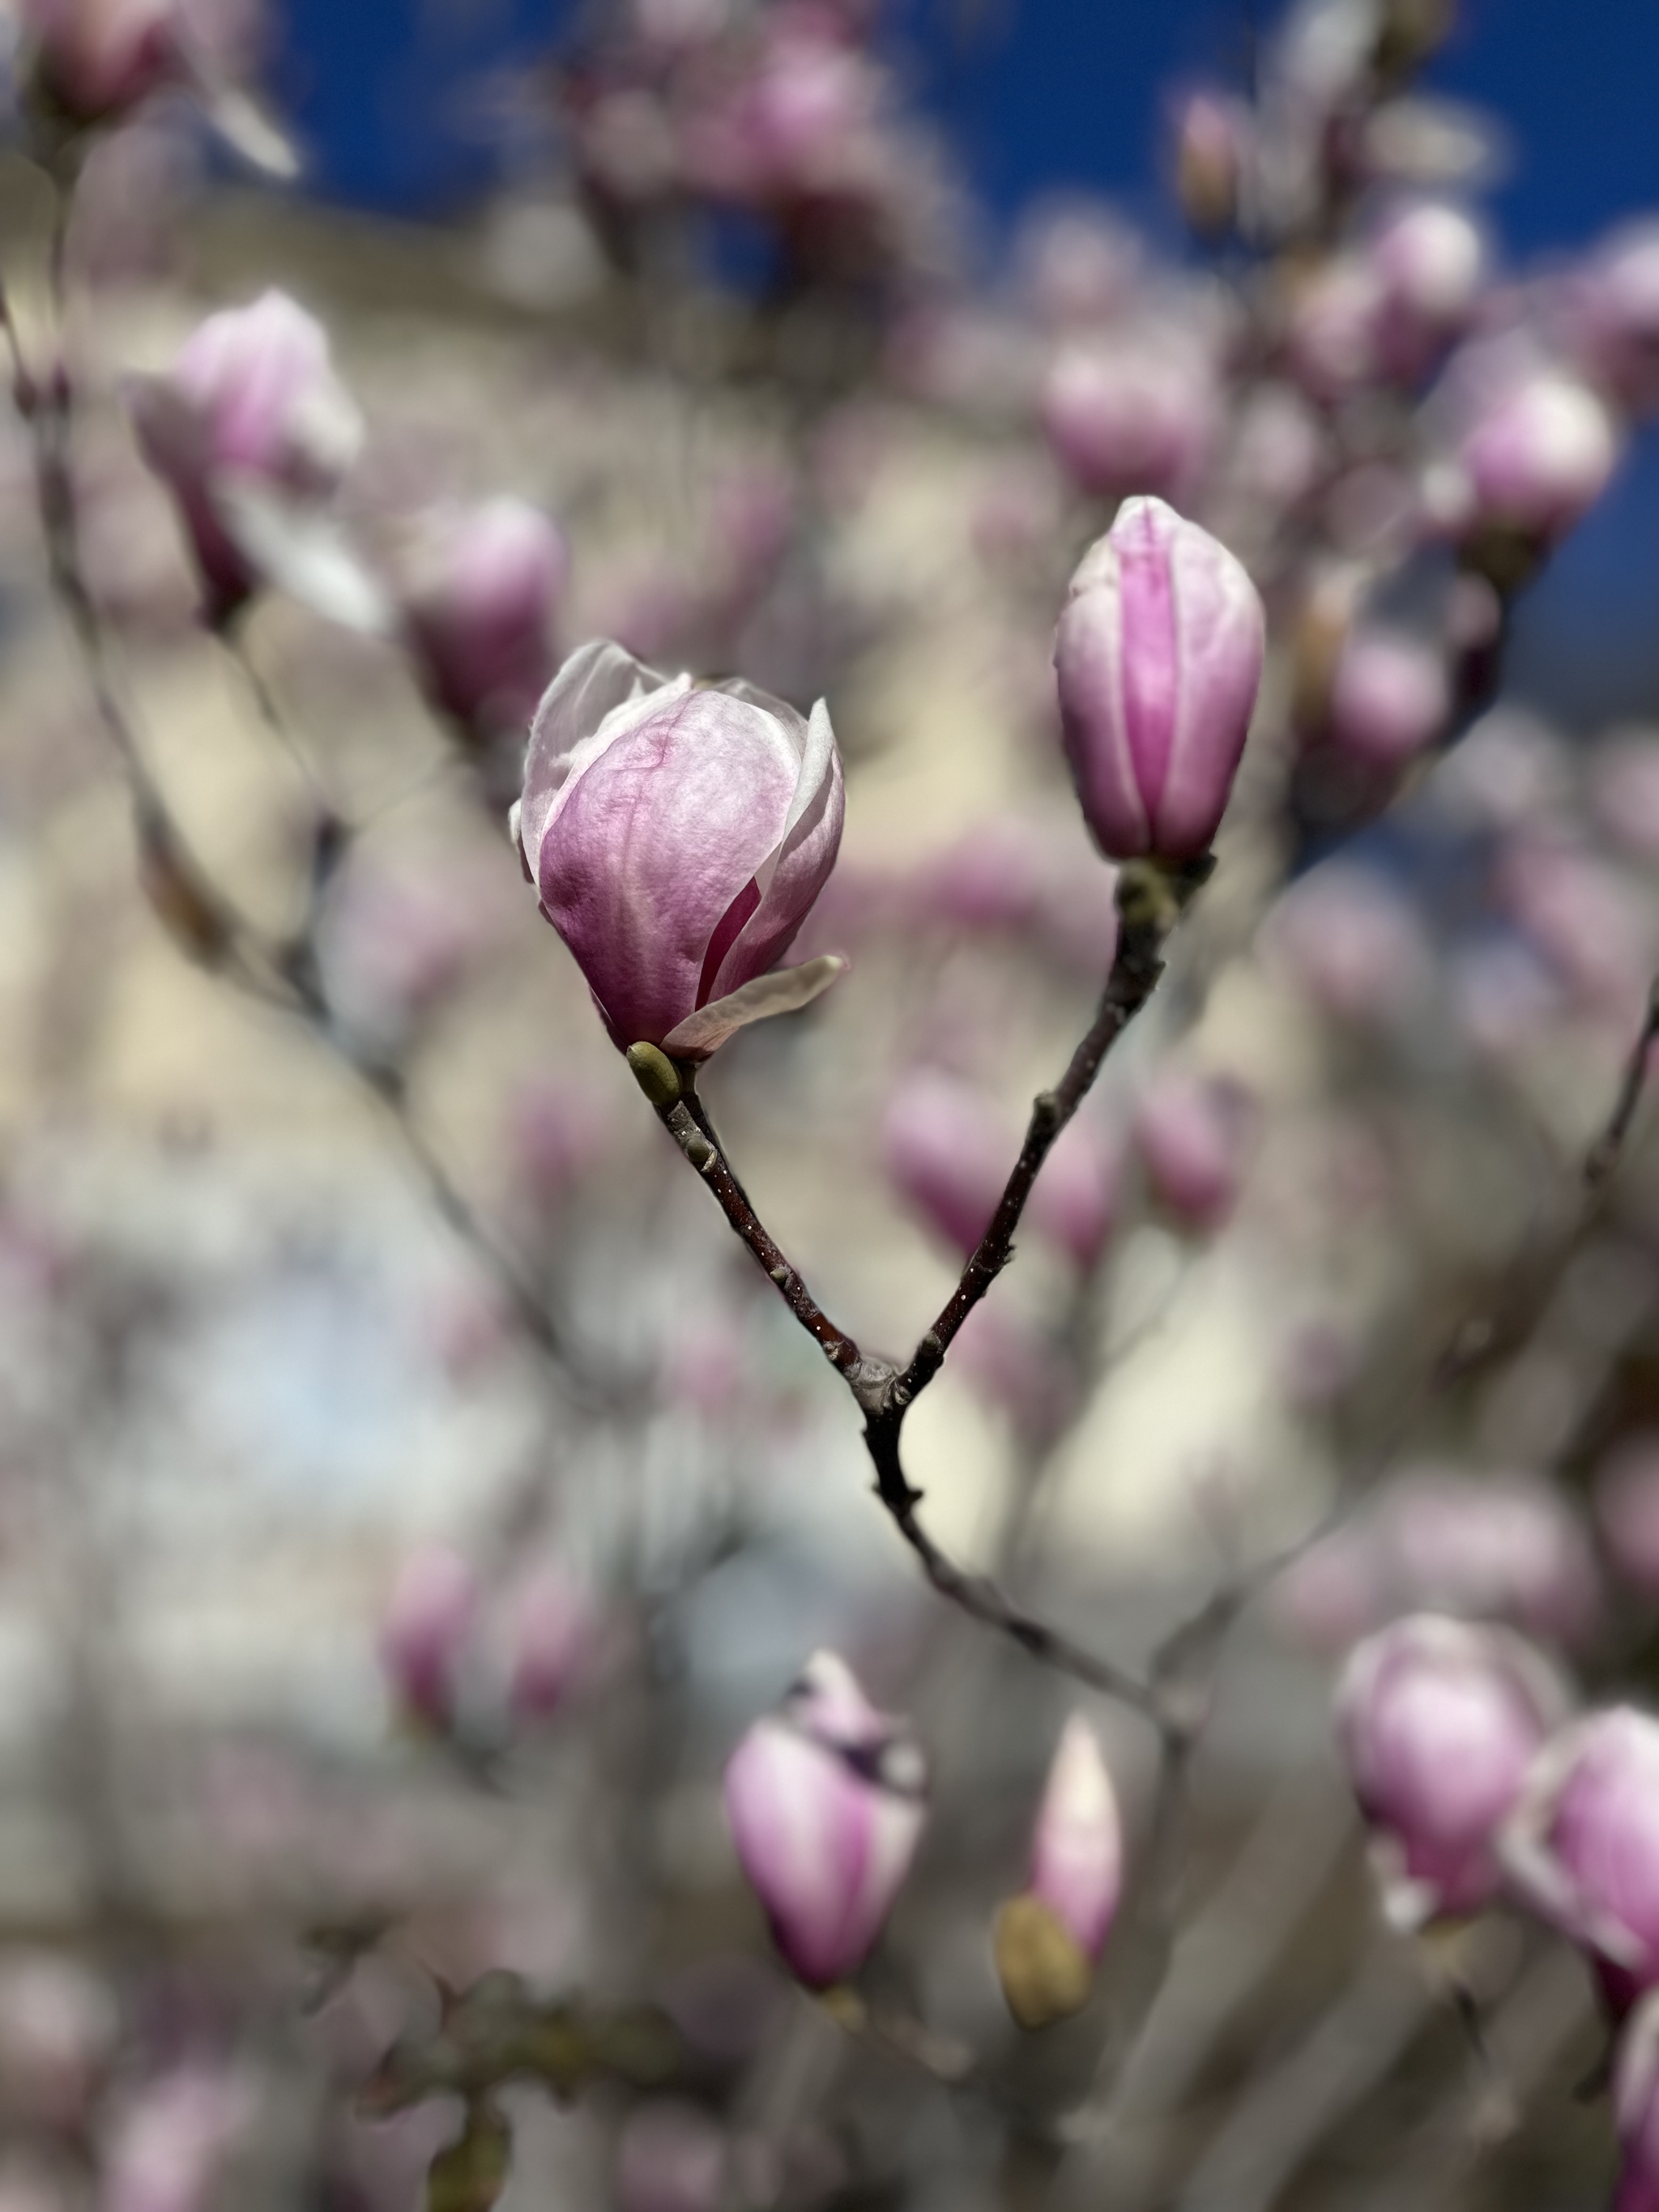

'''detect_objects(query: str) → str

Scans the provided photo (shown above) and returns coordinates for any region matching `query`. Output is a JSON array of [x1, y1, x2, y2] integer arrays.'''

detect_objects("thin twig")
[[2, 177, 608, 1406], [643, 860, 1210, 1721]]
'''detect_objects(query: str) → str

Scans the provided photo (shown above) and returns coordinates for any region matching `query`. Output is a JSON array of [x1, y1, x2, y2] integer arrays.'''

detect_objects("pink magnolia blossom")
[[128, 289, 361, 626], [1041, 344, 1217, 505], [1264, 861, 1434, 1028], [1326, 628, 1450, 767], [401, 497, 569, 742], [1027, 1115, 1120, 1270], [1379, 1470, 1601, 1647], [1616, 1992, 1659, 2212], [378, 1543, 478, 1731], [1028, 1715, 1123, 1961], [1054, 497, 1265, 863], [1597, 1437, 1659, 1599], [515, 641, 846, 1060], [1369, 198, 1486, 373], [1134, 1068, 1255, 1231], [1454, 358, 1622, 543], [1569, 220, 1659, 413], [1502, 1707, 1659, 2005], [506, 1562, 593, 1721], [881, 1069, 1008, 1255], [723, 1651, 926, 1988], [1337, 1613, 1566, 1929], [1173, 88, 1246, 237], [20, 0, 183, 121]]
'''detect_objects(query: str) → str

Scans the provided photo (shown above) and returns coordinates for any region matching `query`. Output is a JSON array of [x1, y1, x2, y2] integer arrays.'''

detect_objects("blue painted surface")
[[271, 0, 1659, 254], [267, 0, 1659, 718]]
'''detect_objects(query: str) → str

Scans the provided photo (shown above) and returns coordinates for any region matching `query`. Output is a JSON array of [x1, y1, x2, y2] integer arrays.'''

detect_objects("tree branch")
[[639, 855, 1210, 1721]]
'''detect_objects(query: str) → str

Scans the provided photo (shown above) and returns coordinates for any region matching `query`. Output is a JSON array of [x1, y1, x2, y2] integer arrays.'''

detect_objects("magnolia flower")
[[400, 497, 568, 744], [1134, 1068, 1255, 1232], [995, 1715, 1122, 2028], [1616, 1992, 1659, 2212], [1501, 1707, 1659, 2009], [379, 1543, 478, 1732], [1454, 361, 1621, 543], [516, 641, 846, 1059], [1030, 1714, 1123, 1954], [506, 1562, 592, 1722], [1597, 1437, 1659, 1598], [1027, 1115, 1120, 1271], [881, 1068, 1009, 1254], [1337, 1613, 1566, 1929], [1326, 628, 1451, 768], [723, 1651, 926, 1989], [128, 290, 364, 627], [1042, 343, 1217, 505], [1054, 497, 1265, 864], [18, 0, 182, 121]]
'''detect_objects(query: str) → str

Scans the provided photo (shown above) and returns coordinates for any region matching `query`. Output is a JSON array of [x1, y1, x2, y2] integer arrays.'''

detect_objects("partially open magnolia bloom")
[[516, 640, 847, 1060], [1501, 1707, 1659, 2009], [723, 1652, 926, 1990], [1337, 1613, 1565, 1930], [128, 289, 364, 627], [1054, 497, 1265, 863]]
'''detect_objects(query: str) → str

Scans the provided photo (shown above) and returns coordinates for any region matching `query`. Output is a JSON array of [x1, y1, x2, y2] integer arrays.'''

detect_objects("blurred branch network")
[[0, 0, 1657, 2208]]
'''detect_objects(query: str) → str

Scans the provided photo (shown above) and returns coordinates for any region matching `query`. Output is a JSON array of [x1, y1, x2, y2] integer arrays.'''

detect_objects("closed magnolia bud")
[[723, 1652, 927, 1989], [1570, 221, 1659, 414], [1265, 861, 1434, 1029], [1380, 1471, 1601, 1647], [881, 1069, 1008, 1255], [1327, 628, 1451, 768], [380, 1544, 478, 1731], [1456, 364, 1621, 543], [1616, 1993, 1659, 2212], [1337, 1613, 1565, 1930], [1597, 1437, 1659, 1599], [1501, 1707, 1659, 2006], [1042, 346, 1217, 506], [1027, 1115, 1120, 1271], [129, 290, 361, 626], [1055, 497, 1265, 864], [1370, 199, 1486, 371], [1030, 1715, 1123, 1962], [19, 0, 181, 124], [402, 498, 568, 743], [515, 641, 846, 1061], [1134, 1068, 1254, 1232], [996, 1716, 1121, 2029], [506, 1563, 592, 1721], [1174, 89, 1244, 237]]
